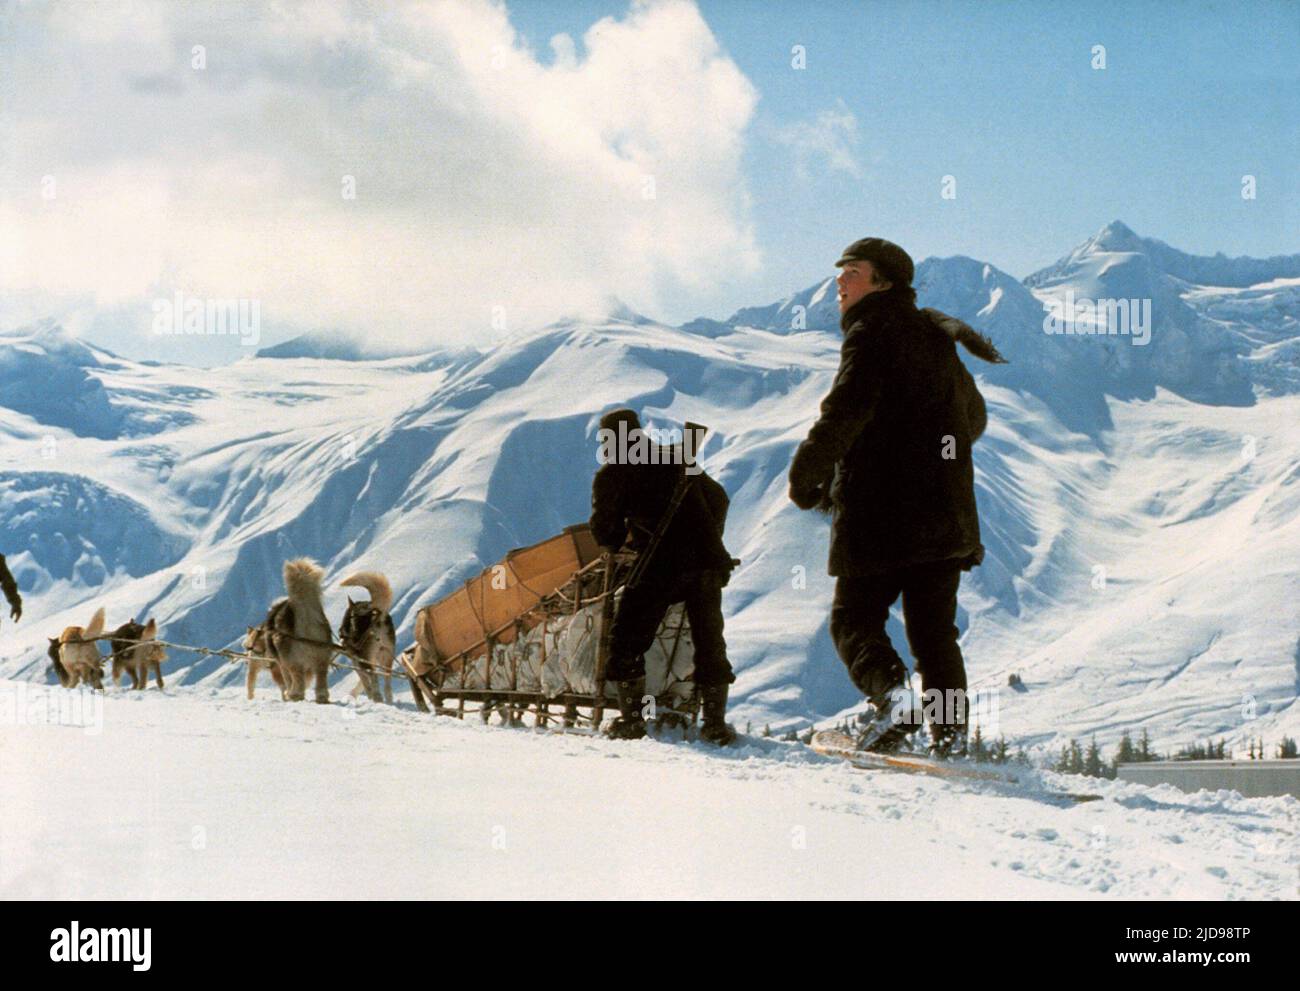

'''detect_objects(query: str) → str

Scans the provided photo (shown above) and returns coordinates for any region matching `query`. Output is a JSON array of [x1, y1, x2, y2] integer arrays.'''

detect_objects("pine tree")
[[762, 723, 771, 738], [1111, 731, 1134, 777], [969, 727, 987, 763], [1115, 731, 1135, 764], [992, 736, 1009, 765], [1084, 737, 1104, 778], [1138, 728, 1154, 762], [1175, 742, 1209, 761], [1278, 737, 1297, 759], [1053, 744, 1070, 773], [1067, 739, 1085, 775]]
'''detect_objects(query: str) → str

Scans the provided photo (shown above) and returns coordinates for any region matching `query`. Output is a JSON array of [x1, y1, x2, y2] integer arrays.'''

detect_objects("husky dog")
[[57, 606, 106, 689], [338, 571, 397, 704], [110, 618, 167, 690], [242, 600, 289, 700], [269, 559, 334, 704]]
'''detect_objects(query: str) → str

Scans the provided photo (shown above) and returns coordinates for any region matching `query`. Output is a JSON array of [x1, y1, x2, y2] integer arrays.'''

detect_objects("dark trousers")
[[830, 558, 968, 726], [606, 571, 734, 687]]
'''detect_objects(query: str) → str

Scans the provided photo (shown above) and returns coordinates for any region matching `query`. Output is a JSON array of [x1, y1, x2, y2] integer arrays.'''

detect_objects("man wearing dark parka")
[[788, 237, 1006, 756]]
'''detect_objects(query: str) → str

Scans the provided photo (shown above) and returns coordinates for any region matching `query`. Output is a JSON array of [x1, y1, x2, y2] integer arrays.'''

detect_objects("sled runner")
[[810, 730, 1103, 803], [402, 523, 699, 729]]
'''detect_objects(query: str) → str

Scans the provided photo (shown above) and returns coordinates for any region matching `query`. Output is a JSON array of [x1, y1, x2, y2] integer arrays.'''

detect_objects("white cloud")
[[0, 0, 761, 353], [769, 99, 864, 180]]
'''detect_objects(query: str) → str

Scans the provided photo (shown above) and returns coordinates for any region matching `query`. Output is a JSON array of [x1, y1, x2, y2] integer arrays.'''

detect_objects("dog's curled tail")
[[283, 558, 325, 599], [83, 606, 106, 641], [340, 571, 393, 613]]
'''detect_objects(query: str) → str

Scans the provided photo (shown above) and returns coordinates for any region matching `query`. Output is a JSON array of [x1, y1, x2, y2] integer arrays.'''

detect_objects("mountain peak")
[[2, 319, 113, 365], [1087, 220, 1144, 253], [254, 329, 432, 361], [603, 297, 654, 325], [546, 295, 656, 330], [1028, 221, 1300, 290]]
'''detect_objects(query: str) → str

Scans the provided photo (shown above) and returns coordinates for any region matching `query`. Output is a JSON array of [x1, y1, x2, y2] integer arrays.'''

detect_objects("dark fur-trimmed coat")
[[590, 449, 733, 584], [789, 289, 1005, 577]]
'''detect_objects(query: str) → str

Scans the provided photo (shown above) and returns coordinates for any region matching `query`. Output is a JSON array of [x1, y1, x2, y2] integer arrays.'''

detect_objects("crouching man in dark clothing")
[[590, 408, 737, 744], [788, 237, 1005, 757]]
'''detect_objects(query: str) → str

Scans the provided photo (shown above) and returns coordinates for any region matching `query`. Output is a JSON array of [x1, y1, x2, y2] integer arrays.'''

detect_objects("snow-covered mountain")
[[1, 222, 1297, 757]]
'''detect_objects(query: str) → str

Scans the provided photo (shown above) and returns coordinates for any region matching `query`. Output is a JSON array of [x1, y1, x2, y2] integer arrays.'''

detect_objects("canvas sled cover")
[[413, 523, 695, 705]]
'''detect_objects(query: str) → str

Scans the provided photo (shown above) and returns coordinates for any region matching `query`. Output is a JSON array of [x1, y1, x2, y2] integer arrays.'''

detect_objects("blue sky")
[[511, 0, 1298, 307], [2, 0, 1295, 362]]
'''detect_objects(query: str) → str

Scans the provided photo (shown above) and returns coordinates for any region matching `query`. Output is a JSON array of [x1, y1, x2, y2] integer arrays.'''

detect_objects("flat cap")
[[835, 237, 914, 287]]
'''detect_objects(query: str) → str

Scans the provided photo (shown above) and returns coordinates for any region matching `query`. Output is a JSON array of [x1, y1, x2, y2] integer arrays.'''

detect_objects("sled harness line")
[[75, 632, 621, 727], [75, 632, 416, 683]]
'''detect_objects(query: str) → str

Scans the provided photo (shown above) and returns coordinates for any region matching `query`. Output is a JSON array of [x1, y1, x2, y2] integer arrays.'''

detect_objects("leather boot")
[[698, 684, 737, 745], [607, 678, 647, 740], [854, 680, 918, 753]]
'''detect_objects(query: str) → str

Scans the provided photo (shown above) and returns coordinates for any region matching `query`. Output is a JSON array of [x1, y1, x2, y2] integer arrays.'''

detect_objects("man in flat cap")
[[788, 237, 1006, 756]]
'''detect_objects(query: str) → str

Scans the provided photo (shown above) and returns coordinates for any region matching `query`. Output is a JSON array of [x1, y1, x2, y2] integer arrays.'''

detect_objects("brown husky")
[[110, 618, 167, 690], [339, 571, 396, 704], [242, 604, 288, 700], [57, 606, 106, 689], [269, 558, 334, 703]]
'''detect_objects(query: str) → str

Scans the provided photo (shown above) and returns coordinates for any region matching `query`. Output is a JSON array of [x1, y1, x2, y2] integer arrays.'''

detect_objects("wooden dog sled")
[[401, 523, 699, 730]]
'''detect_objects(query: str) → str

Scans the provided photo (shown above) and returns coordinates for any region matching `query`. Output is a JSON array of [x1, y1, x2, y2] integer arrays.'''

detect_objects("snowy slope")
[[2, 680, 1295, 899], [0, 222, 1297, 760]]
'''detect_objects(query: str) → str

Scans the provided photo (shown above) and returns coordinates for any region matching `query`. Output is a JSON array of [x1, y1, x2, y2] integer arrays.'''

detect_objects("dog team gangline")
[[55, 627, 693, 734]]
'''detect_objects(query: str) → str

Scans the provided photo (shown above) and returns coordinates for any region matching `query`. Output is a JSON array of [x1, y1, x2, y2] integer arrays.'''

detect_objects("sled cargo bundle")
[[402, 523, 697, 727]]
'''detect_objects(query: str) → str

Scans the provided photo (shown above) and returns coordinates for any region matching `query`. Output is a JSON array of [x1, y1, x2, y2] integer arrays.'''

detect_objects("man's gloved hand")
[[9, 601, 19, 623], [789, 480, 824, 511]]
